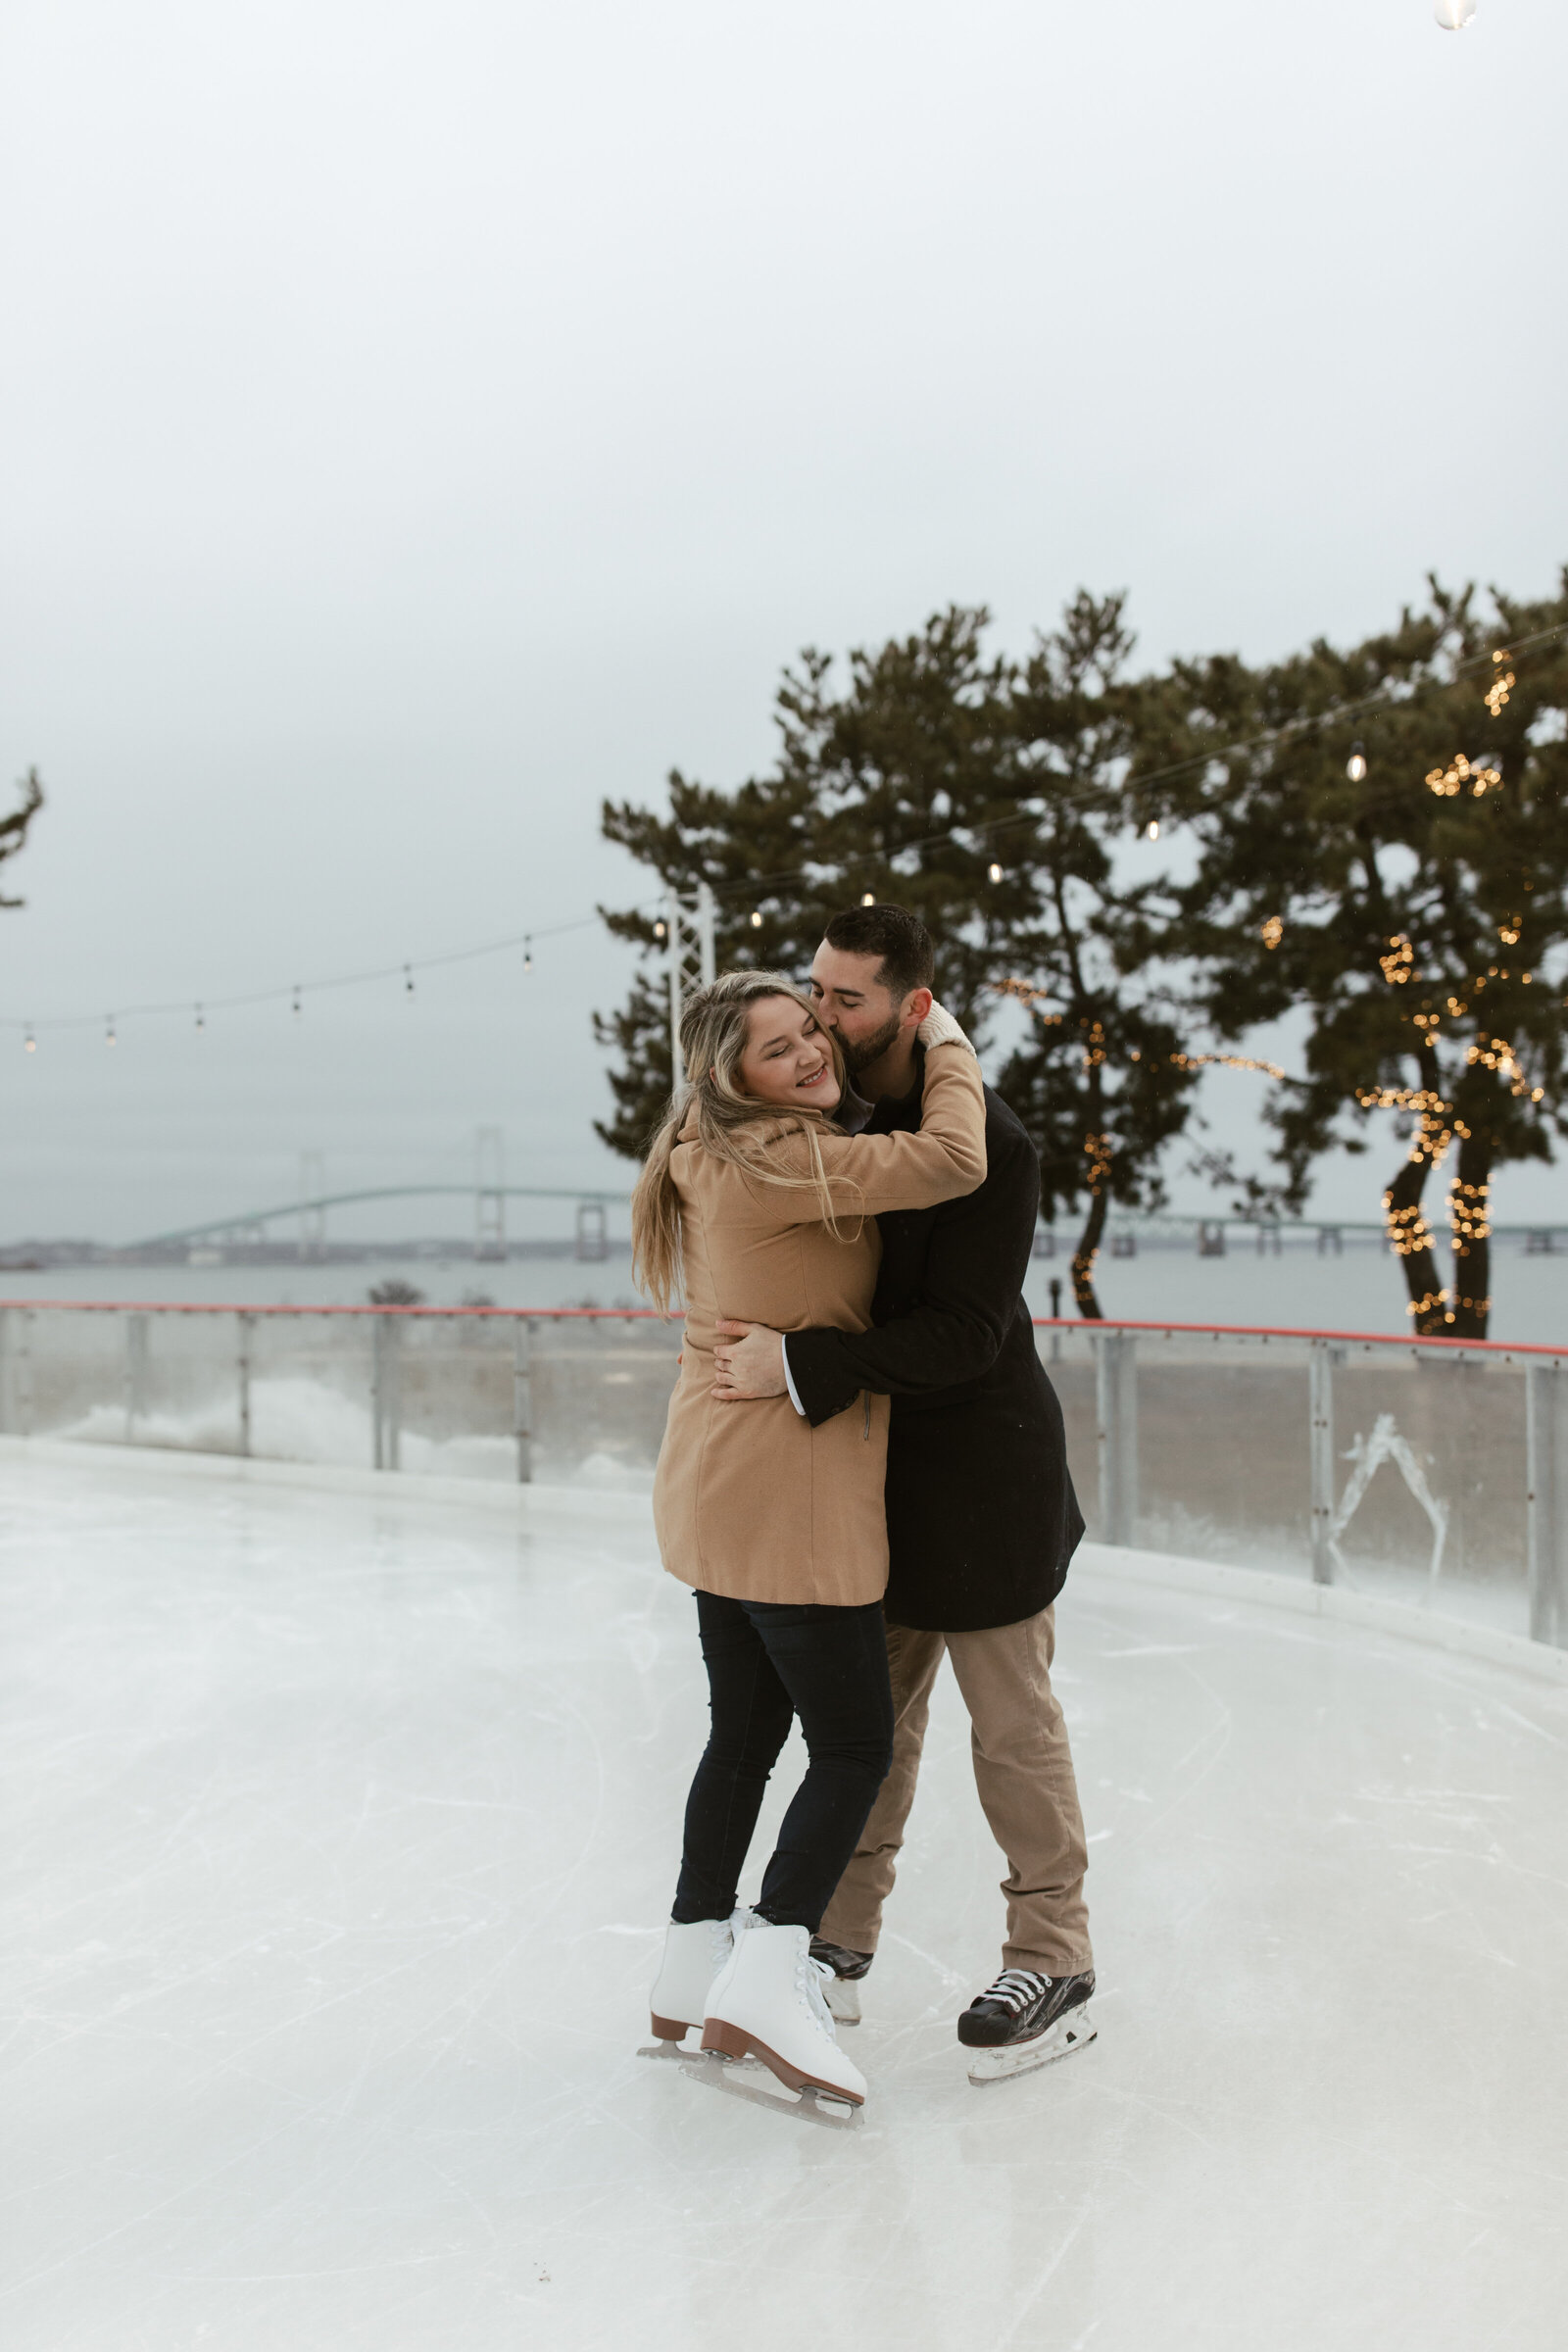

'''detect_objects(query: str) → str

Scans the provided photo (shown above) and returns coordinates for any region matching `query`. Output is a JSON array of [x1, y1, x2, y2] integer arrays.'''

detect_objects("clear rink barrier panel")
[[1, 1299, 1565, 1651]]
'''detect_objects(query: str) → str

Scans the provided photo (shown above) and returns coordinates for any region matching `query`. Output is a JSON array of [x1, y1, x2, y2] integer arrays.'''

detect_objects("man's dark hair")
[[821, 903, 935, 1002]]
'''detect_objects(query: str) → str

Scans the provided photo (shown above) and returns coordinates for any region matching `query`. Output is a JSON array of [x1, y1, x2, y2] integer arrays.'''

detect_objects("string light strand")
[[8, 619, 1566, 1044]]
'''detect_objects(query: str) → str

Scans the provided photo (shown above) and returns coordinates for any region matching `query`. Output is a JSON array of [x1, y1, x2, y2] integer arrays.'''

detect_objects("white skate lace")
[[797, 1952, 839, 2040], [978, 1969, 1048, 2014]]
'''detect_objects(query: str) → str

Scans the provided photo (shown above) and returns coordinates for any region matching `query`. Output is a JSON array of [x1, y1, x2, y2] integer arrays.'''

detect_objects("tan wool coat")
[[652, 1041, 987, 1607]]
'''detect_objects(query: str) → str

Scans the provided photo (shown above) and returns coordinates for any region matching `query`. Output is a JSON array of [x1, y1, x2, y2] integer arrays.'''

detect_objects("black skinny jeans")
[[672, 1592, 896, 1934]]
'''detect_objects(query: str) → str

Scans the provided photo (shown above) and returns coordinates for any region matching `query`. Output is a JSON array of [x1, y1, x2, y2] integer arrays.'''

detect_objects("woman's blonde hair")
[[631, 969, 856, 1313]]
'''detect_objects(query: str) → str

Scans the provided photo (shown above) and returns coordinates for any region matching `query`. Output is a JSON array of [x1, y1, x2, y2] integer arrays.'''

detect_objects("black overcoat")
[[785, 1060, 1084, 1633]]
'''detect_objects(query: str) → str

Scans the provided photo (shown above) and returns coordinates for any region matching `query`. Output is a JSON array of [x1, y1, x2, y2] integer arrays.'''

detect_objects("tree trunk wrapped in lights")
[[1374, 1079, 1453, 1336], [1073, 1131, 1112, 1316]]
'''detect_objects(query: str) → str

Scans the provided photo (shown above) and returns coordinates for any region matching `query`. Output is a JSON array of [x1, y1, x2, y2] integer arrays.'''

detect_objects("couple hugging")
[[633, 902, 1093, 2109]]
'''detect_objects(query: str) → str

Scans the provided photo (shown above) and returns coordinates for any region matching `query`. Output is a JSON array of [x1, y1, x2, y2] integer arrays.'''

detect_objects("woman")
[[633, 969, 986, 2105]]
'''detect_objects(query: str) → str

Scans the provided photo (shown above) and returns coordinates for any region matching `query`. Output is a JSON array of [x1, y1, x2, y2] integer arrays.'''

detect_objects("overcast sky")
[[1, 0, 1564, 1245]]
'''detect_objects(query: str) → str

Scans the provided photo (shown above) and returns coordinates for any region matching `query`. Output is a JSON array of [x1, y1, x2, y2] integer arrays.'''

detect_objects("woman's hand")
[[711, 1319, 789, 1400], [916, 999, 976, 1055]]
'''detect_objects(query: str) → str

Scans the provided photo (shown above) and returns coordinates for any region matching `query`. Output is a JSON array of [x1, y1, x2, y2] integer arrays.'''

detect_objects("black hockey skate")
[[808, 1937, 873, 2026], [958, 1968, 1096, 2082]]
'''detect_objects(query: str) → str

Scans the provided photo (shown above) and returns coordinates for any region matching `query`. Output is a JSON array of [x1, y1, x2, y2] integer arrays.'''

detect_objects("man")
[[711, 903, 1096, 2081]]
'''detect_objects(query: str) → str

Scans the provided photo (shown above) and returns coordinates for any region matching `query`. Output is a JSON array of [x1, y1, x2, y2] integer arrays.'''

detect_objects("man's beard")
[[838, 1010, 904, 1075]]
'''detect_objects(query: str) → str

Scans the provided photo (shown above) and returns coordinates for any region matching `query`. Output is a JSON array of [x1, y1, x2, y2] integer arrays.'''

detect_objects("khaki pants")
[[818, 1605, 1094, 1979]]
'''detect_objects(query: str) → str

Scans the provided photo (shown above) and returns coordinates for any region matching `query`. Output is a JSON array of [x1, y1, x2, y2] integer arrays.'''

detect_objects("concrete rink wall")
[[2, 1446, 1565, 2351]]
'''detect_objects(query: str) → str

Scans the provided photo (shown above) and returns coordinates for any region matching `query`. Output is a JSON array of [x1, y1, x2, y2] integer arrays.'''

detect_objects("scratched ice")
[[2, 1447, 1565, 2352]]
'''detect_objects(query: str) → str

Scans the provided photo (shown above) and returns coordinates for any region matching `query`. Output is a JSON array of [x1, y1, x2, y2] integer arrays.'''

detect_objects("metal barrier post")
[[237, 1312, 254, 1458], [1527, 1361, 1567, 1647], [1096, 1330, 1139, 1546], [124, 1312, 150, 1442], [1309, 1339, 1338, 1586], [18, 1309, 33, 1436], [371, 1314, 402, 1471], [514, 1317, 534, 1485]]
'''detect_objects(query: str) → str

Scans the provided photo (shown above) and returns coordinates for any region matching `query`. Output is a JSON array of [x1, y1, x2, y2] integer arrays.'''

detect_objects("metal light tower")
[[666, 881, 716, 1088]]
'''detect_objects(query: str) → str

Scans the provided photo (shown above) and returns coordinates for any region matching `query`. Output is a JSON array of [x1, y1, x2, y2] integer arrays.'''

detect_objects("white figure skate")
[[648, 1914, 736, 2041], [702, 1916, 868, 2106]]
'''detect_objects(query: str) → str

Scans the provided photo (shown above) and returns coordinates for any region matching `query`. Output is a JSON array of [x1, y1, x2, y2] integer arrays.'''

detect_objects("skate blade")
[[824, 1978, 862, 2026], [638, 2031, 703, 2061], [676, 2050, 863, 2131], [702, 2017, 865, 2107], [967, 2008, 1097, 2084]]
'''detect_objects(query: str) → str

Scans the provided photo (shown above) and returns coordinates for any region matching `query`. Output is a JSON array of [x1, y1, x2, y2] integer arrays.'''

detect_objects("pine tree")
[[594, 597, 1208, 1317]]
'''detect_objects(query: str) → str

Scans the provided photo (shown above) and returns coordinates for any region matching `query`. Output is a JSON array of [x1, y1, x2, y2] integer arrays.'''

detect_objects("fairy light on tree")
[[1169, 1050, 1287, 1078], [1434, 0, 1476, 27], [1346, 743, 1368, 783], [1426, 751, 1502, 798]]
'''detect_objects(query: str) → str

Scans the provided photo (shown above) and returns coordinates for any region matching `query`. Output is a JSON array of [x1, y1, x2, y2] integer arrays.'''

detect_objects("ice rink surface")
[[3, 1451, 1566, 2351]]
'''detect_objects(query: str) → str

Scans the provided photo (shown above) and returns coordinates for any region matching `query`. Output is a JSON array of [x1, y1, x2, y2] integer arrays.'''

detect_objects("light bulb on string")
[[1145, 820, 1159, 842], [1347, 743, 1367, 783], [24, 1026, 36, 1054], [106, 1015, 118, 1047], [404, 964, 415, 997], [194, 1004, 205, 1032], [860, 892, 875, 907], [523, 936, 533, 972], [653, 918, 666, 941], [987, 862, 1004, 884], [292, 985, 302, 1016], [1434, 0, 1475, 26], [750, 908, 763, 929]]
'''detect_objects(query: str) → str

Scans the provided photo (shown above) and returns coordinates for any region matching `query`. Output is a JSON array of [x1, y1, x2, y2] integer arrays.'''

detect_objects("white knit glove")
[[916, 999, 977, 1055]]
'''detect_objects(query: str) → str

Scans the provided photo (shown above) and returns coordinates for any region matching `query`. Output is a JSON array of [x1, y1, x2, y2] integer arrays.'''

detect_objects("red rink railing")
[[0, 1298, 1563, 1648], [1, 1298, 1564, 1356]]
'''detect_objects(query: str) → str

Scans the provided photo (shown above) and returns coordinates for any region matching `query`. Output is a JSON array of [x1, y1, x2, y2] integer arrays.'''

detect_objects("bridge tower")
[[475, 1127, 506, 1261], [299, 1152, 326, 1261]]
